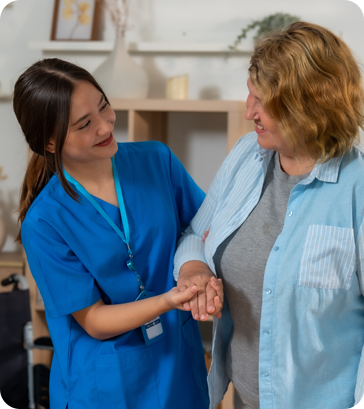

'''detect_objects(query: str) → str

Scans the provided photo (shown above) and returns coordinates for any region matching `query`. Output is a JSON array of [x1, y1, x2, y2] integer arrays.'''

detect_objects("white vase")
[[0, 215, 6, 252], [93, 37, 149, 99]]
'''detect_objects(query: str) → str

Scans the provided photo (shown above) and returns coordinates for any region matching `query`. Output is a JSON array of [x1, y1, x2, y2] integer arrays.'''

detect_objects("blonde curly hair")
[[249, 21, 364, 162]]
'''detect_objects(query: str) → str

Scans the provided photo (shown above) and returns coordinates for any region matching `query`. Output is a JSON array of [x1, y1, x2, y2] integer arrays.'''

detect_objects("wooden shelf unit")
[[109, 98, 255, 153]]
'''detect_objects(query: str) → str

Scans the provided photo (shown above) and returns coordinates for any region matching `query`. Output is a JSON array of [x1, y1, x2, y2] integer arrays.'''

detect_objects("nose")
[[244, 93, 258, 121], [97, 110, 115, 136]]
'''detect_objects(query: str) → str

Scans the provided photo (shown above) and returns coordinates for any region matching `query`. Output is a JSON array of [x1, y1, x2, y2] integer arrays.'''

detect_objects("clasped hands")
[[177, 260, 224, 321]]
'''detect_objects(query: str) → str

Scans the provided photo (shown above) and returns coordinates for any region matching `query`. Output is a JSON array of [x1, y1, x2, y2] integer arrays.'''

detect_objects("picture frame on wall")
[[51, 0, 100, 41]]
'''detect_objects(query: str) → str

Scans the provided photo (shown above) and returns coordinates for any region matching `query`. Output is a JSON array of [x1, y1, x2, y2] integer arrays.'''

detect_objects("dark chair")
[[0, 274, 53, 409]]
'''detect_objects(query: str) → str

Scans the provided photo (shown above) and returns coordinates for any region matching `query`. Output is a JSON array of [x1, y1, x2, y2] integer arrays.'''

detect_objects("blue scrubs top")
[[22, 142, 208, 409]]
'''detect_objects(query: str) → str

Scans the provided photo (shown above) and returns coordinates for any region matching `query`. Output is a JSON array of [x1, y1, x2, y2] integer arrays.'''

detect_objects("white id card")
[[136, 290, 166, 345]]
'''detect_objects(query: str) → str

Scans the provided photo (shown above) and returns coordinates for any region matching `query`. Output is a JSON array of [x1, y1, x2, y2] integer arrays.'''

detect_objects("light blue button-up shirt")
[[174, 132, 364, 409]]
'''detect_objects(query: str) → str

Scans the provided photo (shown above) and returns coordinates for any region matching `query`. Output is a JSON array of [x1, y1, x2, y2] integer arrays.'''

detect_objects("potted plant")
[[230, 12, 300, 50]]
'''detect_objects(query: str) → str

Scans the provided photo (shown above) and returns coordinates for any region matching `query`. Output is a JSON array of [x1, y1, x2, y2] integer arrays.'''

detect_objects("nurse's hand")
[[177, 260, 224, 321], [163, 285, 199, 310]]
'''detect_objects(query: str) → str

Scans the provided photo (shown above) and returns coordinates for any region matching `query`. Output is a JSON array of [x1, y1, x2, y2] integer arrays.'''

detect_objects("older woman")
[[174, 22, 364, 409]]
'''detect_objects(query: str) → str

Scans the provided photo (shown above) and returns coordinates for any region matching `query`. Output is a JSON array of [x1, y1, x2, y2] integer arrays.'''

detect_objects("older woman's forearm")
[[179, 260, 213, 278]]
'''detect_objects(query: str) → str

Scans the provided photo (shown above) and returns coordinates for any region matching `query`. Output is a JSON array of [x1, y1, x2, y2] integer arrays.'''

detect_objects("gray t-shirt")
[[213, 152, 308, 409]]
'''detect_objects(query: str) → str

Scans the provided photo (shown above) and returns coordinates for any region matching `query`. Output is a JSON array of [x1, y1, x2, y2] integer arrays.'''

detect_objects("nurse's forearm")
[[72, 295, 172, 340], [72, 285, 198, 340]]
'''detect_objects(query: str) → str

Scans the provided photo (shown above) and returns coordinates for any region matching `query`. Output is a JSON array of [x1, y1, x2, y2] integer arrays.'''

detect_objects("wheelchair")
[[0, 273, 53, 409]]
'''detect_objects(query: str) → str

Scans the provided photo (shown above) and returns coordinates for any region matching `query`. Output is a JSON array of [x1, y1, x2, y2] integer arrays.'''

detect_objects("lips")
[[95, 134, 113, 147], [255, 122, 267, 135]]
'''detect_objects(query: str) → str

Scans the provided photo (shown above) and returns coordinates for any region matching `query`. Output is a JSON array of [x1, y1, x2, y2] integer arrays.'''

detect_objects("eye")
[[100, 102, 108, 111], [79, 120, 91, 130]]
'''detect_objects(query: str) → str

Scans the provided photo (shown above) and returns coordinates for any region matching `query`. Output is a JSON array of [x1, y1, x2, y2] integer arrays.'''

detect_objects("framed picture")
[[51, 0, 100, 41]]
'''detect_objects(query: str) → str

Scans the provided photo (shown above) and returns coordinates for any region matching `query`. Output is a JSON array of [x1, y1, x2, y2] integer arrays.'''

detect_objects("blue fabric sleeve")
[[173, 134, 252, 279], [22, 218, 101, 319]]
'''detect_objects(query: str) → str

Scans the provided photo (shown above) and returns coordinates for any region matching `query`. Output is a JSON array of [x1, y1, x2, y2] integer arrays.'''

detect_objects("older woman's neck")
[[278, 152, 316, 176]]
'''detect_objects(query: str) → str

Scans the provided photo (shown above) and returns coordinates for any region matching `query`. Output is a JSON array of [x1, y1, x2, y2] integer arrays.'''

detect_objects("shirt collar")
[[255, 146, 343, 184], [304, 155, 343, 184], [311, 156, 343, 183]]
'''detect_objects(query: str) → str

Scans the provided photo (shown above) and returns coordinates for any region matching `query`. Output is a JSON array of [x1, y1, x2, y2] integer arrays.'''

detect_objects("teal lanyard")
[[63, 157, 145, 292]]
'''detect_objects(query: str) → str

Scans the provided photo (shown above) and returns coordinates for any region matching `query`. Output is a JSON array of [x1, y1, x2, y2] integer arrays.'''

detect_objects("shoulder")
[[23, 173, 77, 231], [336, 147, 364, 218], [227, 132, 259, 162], [353, 138, 364, 155], [221, 132, 260, 175], [26, 174, 65, 218], [235, 131, 259, 149], [342, 143, 364, 173]]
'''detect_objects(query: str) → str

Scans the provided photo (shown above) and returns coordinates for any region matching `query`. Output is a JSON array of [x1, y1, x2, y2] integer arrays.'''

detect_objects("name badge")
[[135, 290, 166, 345]]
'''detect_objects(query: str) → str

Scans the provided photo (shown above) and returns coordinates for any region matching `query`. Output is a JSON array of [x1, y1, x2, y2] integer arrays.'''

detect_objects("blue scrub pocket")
[[182, 316, 208, 395], [96, 346, 161, 409]]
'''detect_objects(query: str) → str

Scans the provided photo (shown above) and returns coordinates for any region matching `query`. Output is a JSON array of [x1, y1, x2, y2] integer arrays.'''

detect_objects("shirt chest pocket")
[[298, 225, 356, 290]]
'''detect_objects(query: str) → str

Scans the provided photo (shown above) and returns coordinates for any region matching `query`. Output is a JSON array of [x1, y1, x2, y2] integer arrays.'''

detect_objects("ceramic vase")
[[93, 37, 149, 99], [0, 215, 6, 252]]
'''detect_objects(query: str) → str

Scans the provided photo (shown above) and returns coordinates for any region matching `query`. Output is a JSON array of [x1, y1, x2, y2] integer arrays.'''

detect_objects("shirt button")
[[263, 330, 270, 335], [263, 372, 269, 377], [288, 211, 293, 216], [265, 289, 272, 294], [259, 157, 263, 162], [274, 246, 279, 251]]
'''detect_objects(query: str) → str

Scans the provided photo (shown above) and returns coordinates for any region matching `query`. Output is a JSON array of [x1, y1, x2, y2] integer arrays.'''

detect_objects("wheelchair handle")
[[1, 274, 29, 290], [1, 276, 14, 286]]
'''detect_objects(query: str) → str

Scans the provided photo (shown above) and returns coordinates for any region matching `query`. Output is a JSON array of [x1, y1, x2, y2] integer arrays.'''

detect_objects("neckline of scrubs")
[[69, 145, 140, 240]]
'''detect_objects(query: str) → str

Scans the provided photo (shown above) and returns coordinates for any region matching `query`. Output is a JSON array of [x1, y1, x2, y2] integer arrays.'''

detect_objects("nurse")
[[14, 58, 222, 409]]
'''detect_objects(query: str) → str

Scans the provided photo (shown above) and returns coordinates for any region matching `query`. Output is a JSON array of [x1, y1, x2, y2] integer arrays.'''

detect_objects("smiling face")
[[245, 77, 292, 156], [59, 80, 117, 169]]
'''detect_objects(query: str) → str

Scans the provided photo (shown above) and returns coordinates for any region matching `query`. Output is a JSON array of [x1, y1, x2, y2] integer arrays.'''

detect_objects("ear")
[[46, 138, 56, 154]]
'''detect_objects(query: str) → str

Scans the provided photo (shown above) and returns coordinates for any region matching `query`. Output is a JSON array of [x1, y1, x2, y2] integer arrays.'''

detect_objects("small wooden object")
[[166, 75, 189, 100]]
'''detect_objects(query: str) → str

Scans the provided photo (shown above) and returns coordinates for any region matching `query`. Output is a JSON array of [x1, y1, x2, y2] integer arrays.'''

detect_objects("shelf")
[[0, 252, 24, 268], [109, 98, 247, 113], [29, 41, 114, 52], [109, 98, 254, 153], [28, 41, 252, 54]]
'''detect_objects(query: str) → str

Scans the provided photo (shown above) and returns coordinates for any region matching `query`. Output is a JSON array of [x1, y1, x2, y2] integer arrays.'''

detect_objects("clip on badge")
[[135, 290, 166, 345]]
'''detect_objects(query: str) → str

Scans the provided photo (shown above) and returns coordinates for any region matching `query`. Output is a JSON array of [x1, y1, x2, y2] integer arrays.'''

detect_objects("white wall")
[[0, 0, 363, 251]]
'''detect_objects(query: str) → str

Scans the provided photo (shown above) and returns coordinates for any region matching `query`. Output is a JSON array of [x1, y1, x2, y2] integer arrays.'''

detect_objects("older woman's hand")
[[177, 260, 224, 321]]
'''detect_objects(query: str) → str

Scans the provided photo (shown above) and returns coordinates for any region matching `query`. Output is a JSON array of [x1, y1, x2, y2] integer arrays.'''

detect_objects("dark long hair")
[[14, 58, 109, 243]]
